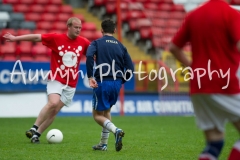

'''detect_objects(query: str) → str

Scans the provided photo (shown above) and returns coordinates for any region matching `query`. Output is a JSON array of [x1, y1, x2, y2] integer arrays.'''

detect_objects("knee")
[[47, 100, 59, 109]]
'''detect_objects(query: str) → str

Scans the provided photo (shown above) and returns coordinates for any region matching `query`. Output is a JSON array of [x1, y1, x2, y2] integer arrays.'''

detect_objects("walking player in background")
[[169, 0, 240, 159], [86, 19, 134, 151], [3, 17, 90, 143]]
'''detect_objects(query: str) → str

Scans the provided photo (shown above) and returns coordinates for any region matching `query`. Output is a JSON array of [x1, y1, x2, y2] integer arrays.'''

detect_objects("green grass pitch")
[[0, 116, 238, 160]]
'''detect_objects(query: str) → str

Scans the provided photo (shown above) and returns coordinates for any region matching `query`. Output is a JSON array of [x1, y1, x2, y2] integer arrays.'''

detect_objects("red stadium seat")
[[128, 2, 144, 11], [48, 29, 64, 34], [171, 4, 185, 12], [32, 29, 47, 34], [163, 28, 178, 37], [151, 27, 164, 37], [2, 55, 17, 61], [137, 18, 152, 28], [3, 0, 18, 4], [34, 56, 50, 62], [148, 0, 161, 3], [41, 13, 56, 22], [151, 37, 169, 49], [128, 18, 151, 31], [169, 11, 186, 20], [126, 10, 146, 21], [17, 29, 32, 35], [34, 0, 49, 5], [80, 30, 95, 41], [32, 43, 48, 58], [94, 0, 106, 6], [139, 28, 152, 39], [143, 3, 158, 10], [19, 0, 34, 4], [120, 10, 128, 22], [154, 11, 169, 19], [51, 22, 66, 32], [20, 55, 34, 61], [17, 41, 33, 56], [144, 10, 155, 19], [0, 43, 17, 56], [105, 2, 116, 14], [166, 19, 182, 28], [152, 19, 166, 28], [93, 30, 102, 40], [29, 4, 45, 13], [81, 22, 97, 31], [73, 13, 85, 23], [162, 0, 174, 4], [131, 0, 148, 3], [50, 0, 62, 5], [25, 13, 41, 22], [120, 1, 128, 11], [14, 4, 29, 13], [60, 5, 73, 15], [158, 3, 172, 11], [56, 13, 69, 22], [44, 5, 59, 13], [37, 21, 52, 31]]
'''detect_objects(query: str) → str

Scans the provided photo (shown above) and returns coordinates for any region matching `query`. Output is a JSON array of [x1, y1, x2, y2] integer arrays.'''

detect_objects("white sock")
[[99, 127, 109, 145], [30, 128, 37, 132], [103, 119, 117, 133], [233, 140, 240, 151]]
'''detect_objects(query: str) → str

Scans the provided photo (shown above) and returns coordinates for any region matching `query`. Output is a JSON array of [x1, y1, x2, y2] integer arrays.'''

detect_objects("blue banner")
[[59, 93, 193, 116], [0, 61, 135, 92]]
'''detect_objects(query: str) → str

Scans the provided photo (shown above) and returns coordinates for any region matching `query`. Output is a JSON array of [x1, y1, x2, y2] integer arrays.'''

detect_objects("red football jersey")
[[41, 33, 90, 87], [172, 0, 240, 94]]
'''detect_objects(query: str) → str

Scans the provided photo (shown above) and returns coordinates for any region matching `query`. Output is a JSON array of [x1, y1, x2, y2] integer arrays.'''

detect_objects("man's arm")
[[3, 33, 42, 42], [86, 41, 98, 88], [169, 43, 191, 67], [86, 42, 97, 78]]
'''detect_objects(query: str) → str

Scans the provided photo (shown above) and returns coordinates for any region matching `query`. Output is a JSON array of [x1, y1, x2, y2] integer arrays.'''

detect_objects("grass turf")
[[0, 116, 238, 160]]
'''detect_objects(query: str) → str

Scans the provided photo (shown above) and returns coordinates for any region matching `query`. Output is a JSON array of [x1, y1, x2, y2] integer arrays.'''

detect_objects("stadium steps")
[[73, 8, 153, 61]]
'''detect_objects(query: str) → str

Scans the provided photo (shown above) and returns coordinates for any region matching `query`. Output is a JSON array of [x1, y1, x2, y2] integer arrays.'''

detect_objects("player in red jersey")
[[170, 0, 240, 159], [3, 17, 90, 143]]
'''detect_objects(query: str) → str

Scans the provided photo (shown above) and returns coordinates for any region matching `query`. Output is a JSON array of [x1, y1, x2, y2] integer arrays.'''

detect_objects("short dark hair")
[[101, 19, 116, 34]]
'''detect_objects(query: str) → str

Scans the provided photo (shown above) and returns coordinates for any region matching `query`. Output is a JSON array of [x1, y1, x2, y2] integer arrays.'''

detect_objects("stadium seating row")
[[90, 0, 185, 51]]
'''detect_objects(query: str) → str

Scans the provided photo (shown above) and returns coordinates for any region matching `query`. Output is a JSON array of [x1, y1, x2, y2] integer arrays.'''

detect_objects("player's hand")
[[89, 78, 98, 88], [3, 32, 16, 42]]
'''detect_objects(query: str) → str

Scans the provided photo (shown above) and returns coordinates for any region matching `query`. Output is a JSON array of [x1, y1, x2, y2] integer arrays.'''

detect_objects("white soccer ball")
[[46, 129, 63, 144]]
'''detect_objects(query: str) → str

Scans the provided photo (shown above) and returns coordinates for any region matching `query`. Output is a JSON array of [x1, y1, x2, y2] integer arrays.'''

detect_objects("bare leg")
[[34, 94, 65, 134], [37, 101, 64, 134], [204, 128, 224, 142], [92, 108, 111, 127], [198, 128, 224, 160]]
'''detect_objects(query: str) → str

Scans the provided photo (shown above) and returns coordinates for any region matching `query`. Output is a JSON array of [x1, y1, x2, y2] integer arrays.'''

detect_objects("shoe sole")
[[25, 131, 33, 139], [115, 131, 125, 152], [92, 147, 107, 151]]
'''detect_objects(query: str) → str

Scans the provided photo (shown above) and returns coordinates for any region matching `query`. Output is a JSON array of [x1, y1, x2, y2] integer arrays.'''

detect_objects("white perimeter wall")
[[0, 93, 47, 117]]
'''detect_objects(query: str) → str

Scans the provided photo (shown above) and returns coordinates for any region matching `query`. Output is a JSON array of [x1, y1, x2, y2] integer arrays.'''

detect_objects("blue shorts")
[[92, 80, 122, 111]]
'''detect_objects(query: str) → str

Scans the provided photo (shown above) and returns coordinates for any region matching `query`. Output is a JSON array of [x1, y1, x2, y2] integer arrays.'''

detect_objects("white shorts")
[[191, 94, 240, 132], [46, 80, 76, 107]]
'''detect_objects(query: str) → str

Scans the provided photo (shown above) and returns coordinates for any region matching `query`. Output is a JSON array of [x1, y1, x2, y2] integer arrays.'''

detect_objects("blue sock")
[[202, 140, 224, 158]]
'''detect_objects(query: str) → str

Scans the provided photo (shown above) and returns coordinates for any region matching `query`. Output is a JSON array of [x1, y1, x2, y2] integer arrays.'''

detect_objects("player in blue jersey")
[[86, 19, 134, 151]]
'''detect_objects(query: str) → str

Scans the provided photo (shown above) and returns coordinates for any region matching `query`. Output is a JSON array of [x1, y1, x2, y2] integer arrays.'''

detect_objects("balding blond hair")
[[66, 17, 81, 27]]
